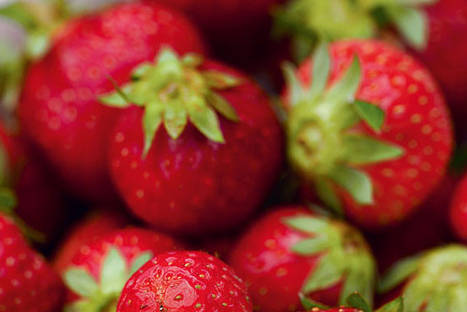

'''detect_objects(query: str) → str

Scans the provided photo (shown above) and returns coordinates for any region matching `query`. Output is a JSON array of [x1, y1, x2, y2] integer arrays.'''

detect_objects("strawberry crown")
[[379, 245, 467, 311], [100, 47, 241, 157], [64, 247, 153, 312], [274, 0, 434, 61], [284, 43, 404, 214], [284, 215, 376, 307], [301, 292, 404, 312]]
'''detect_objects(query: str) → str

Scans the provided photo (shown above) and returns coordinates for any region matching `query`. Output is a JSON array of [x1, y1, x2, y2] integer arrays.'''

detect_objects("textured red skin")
[[229, 208, 344, 312], [62, 227, 181, 305], [53, 209, 130, 273], [117, 250, 252, 312], [109, 60, 283, 236], [450, 173, 467, 242], [290, 40, 453, 229], [415, 0, 467, 131], [0, 213, 64, 312], [18, 2, 207, 202]]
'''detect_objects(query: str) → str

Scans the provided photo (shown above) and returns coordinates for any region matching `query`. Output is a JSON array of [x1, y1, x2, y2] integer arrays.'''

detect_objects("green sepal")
[[164, 99, 188, 140], [100, 248, 127, 295], [303, 253, 344, 293], [130, 252, 153, 275], [291, 236, 331, 255], [378, 255, 421, 293], [299, 292, 330, 310], [186, 95, 225, 143], [343, 135, 405, 165], [142, 101, 164, 157], [284, 216, 330, 234], [307, 42, 331, 101], [64, 269, 99, 298], [376, 297, 404, 312], [206, 92, 239, 122], [340, 252, 375, 307], [386, 6, 428, 50], [329, 165, 373, 205], [314, 178, 343, 216], [346, 292, 371, 312], [100, 83, 133, 108], [324, 55, 361, 104], [282, 62, 305, 106], [203, 71, 242, 89], [353, 100, 385, 132], [0, 188, 17, 213]]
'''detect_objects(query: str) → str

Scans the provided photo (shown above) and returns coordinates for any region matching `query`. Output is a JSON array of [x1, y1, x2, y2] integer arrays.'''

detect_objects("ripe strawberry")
[[379, 245, 467, 311], [0, 197, 64, 312], [61, 227, 181, 311], [283, 40, 452, 229], [117, 250, 252, 312], [450, 173, 467, 242], [18, 2, 207, 201], [101, 48, 282, 235], [229, 207, 376, 312]]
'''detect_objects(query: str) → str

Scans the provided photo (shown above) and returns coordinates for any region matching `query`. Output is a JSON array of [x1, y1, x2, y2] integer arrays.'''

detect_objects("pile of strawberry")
[[1, 0, 467, 311]]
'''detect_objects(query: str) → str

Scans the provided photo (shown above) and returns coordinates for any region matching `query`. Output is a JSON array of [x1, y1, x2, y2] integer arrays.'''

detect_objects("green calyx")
[[64, 248, 153, 312], [284, 215, 376, 307], [274, 0, 434, 61], [379, 245, 467, 312], [100, 48, 241, 157], [284, 43, 404, 210]]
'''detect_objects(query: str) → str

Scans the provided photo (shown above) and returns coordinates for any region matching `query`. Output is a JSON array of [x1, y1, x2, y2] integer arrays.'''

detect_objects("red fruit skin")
[[450, 173, 467, 242], [229, 207, 343, 312], [415, 0, 467, 135], [53, 209, 130, 273], [292, 40, 453, 229], [117, 250, 252, 312], [63, 227, 181, 304], [18, 2, 207, 202], [0, 213, 64, 312], [109, 61, 283, 236], [371, 175, 456, 273]]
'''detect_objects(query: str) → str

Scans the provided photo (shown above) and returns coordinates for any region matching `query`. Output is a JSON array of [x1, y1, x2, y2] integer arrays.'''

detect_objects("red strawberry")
[[18, 2, 207, 201], [283, 40, 452, 229], [379, 245, 467, 311], [229, 207, 376, 312], [101, 48, 282, 235], [53, 208, 130, 273], [117, 250, 252, 312], [450, 173, 467, 242], [62, 227, 181, 311], [0, 197, 64, 312]]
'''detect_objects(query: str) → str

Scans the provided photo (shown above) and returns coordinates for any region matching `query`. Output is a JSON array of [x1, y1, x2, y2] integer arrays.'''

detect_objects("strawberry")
[[379, 245, 467, 311], [53, 208, 131, 273], [101, 48, 282, 235], [450, 173, 467, 242], [229, 207, 376, 312], [18, 1, 207, 201], [117, 250, 252, 312], [283, 40, 452, 229], [0, 192, 64, 312], [62, 227, 181, 311]]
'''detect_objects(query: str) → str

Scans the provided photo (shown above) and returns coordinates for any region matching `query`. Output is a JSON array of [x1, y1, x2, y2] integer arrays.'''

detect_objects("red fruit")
[[229, 207, 376, 312], [283, 40, 452, 229], [104, 49, 282, 235], [62, 227, 181, 311], [18, 2, 207, 201], [53, 209, 130, 273], [117, 250, 252, 312], [450, 173, 467, 242], [0, 212, 64, 311]]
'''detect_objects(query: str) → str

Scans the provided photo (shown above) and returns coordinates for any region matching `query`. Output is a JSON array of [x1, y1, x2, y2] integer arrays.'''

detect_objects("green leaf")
[[164, 99, 188, 140], [314, 178, 343, 216], [346, 293, 371, 312], [291, 237, 331, 256], [379, 255, 421, 293], [329, 165, 373, 205], [206, 92, 239, 122], [130, 252, 153, 275], [64, 269, 99, 298], [308, 42, 331, 101], [186, 95, 225, 143], [325, 56, 361, 104], [387, 6, 428, 50], [99, 83, 132, 108], [353, 100, 385, 132], [283, 216, 330, 234], [282, 62, 304, 105], [340, 254, 375, 307], [377, 297, 404, 312], [303, 254, 343, 293], [299, 292, 330, 310], [131, 62, 152, 80], [203, 71, 241, 89], [100, 248, 128, 295], [343, 135, 405, 165], [142, 100, 164, 157]]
